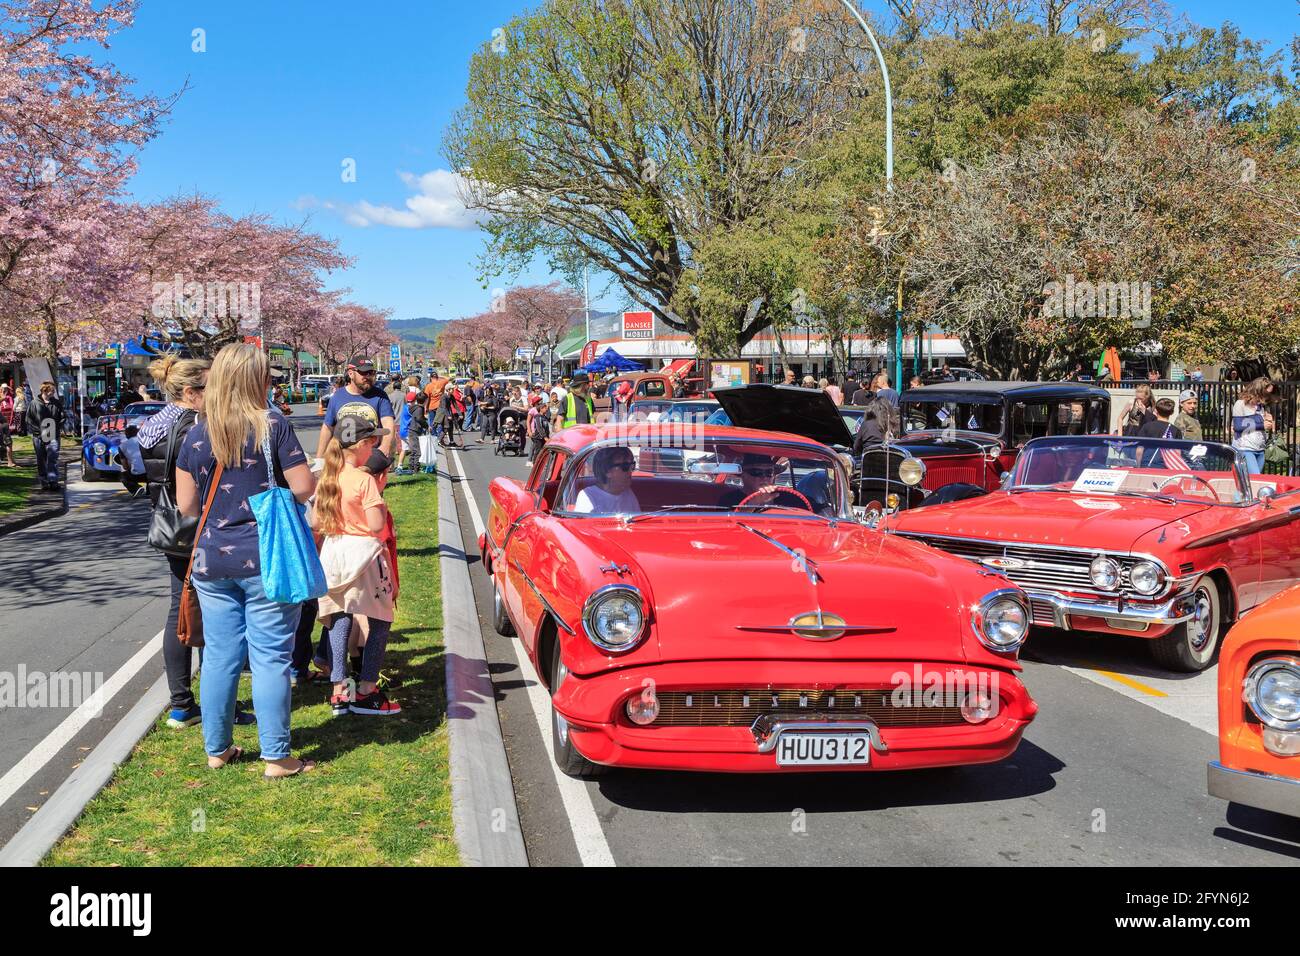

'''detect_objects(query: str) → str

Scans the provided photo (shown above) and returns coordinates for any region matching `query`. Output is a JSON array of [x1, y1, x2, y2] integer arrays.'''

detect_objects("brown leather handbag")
[[177, 461, 224, 648]]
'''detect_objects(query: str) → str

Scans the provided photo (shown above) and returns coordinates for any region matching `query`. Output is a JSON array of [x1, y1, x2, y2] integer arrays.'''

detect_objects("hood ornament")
[[599, 563, 631, 577]]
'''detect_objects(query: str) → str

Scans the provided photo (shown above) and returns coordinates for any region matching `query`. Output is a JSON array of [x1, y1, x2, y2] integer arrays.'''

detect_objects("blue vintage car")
[[82, 402, 166, 482]]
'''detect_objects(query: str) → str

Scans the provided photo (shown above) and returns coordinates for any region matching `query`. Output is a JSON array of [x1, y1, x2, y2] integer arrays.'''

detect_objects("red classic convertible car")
[[888, 434, 1300, 672], [480, 424, 1039, 776], [1208, 583, 1300, 818]]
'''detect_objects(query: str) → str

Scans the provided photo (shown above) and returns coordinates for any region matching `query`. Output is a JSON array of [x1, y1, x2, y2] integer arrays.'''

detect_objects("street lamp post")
[[831, 0, 898, 387]]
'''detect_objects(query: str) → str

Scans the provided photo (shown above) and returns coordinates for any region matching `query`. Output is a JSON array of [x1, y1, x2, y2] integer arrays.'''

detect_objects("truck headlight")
[[971, 590, 1029, 652], [1129, 560, 1165, 595], [582, 585, 646, 653], [1244, 658, 1300, 732], [1090, 556, 1120, 590]]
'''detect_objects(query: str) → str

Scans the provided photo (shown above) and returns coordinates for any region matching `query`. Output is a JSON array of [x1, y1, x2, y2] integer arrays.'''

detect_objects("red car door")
[[1251, 490, 1300, 606]]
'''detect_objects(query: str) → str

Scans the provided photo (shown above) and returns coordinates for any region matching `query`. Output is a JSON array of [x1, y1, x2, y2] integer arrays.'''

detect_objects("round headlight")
[[1129, 560, 1165, 595], [972, 591, 1029, 651], [1090, 556, 1120, 590], [93, 442, 107, 455], [582, 586, 646, 653], [898, 457, 925, 486], [1245, 659, 1300, 731]]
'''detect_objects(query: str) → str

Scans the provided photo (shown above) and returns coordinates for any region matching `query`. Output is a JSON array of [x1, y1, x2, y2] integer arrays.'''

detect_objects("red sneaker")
[[349, 690, 401, 716]]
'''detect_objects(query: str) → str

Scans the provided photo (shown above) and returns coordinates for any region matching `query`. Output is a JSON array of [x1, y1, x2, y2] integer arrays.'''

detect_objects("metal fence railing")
[[1097, 380, 1298, 476]]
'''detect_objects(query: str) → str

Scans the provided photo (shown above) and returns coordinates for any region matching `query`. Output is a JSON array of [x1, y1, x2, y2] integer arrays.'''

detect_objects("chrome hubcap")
[[1189, 590, 1214, 652]]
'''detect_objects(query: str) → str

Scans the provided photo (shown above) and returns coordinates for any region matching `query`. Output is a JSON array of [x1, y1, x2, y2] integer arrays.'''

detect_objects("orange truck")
[[1208, 582, 1300, 818]]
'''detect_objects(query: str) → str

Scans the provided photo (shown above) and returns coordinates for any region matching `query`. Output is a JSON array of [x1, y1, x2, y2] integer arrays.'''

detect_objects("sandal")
[[207, 745, 244, 769], [263, 757, 316, 780]]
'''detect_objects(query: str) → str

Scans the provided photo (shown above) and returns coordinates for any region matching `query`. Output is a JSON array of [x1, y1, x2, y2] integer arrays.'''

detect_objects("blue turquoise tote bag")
[[250, 432, 327, 603]]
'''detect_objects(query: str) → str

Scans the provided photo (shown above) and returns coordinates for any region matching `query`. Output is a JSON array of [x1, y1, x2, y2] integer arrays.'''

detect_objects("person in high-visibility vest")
[[553, 372, 596, 431]]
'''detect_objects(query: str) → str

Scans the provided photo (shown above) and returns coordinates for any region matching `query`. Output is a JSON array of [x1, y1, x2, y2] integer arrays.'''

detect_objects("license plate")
[[775, 732, 872, 766]]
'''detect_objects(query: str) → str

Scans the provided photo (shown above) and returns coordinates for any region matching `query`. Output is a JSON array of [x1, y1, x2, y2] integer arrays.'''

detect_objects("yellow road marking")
[[1094, 669, 1168, 698], [72, 490, 127, 511]]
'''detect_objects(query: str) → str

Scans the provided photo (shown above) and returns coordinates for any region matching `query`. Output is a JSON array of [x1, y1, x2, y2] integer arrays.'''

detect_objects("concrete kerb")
[[437, 443, 529, 866]]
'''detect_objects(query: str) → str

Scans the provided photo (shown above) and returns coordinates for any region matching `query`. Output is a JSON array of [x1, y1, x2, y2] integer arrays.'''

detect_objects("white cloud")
[[299, 169, 486, 230]]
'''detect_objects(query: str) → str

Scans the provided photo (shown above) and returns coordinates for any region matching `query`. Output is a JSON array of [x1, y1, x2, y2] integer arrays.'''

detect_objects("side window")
[[641, 379, 666, 397], [1011, 403, 1052, 444]]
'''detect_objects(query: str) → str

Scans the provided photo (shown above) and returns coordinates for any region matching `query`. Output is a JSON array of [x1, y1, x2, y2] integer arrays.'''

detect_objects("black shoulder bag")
[[147, 413, 200, 556]]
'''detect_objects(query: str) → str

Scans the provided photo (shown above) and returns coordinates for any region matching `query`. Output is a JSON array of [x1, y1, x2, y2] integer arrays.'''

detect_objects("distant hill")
[[388, 317, 452, 348]]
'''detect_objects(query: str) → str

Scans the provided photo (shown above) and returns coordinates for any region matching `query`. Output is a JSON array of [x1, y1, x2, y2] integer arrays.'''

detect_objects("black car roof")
[[901, 381, 1110, 402]]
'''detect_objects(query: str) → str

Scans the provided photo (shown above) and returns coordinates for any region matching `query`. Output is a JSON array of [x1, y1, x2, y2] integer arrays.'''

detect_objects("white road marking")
[[447, 447, 616, 868], [0, 630, 164, 811]]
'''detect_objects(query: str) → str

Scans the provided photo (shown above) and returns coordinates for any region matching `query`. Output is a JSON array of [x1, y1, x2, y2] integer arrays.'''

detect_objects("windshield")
[[658, 402, 718, 425], [557, 438, 850, 519], [1010, 437, 1245, 503], [903, 398, 1003, 435]]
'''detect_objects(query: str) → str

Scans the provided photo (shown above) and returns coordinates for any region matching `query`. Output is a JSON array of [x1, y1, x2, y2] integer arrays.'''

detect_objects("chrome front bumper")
[[1208, 761, 1300, 818], [1024, 589, 1197, 632]]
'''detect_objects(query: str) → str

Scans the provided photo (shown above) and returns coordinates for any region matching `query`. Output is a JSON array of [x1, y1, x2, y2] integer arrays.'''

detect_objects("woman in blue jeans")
[[176, 344, 318, 778], [1231, 378, 1274, 477]]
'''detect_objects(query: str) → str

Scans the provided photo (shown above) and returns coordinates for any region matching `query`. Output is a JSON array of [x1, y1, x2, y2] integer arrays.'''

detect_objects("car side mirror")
[[999, 471, 1012, 489], [1258, 485, 1276, 508]]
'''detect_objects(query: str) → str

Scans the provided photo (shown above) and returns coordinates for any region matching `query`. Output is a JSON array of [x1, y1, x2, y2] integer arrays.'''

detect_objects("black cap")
[[335, 412, 390, 448], [347, 357, 376, 373]]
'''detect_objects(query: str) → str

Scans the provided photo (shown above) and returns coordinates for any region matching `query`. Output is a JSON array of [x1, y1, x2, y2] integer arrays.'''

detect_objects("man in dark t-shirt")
[[316, 357, 396, 469]]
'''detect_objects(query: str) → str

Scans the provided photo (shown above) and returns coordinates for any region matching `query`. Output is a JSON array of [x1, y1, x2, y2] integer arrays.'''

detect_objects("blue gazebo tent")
[[579, 348, 644, 374]]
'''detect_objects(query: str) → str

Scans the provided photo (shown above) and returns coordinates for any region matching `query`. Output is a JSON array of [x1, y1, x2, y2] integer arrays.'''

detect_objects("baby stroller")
[[495, 407, 527, 456]]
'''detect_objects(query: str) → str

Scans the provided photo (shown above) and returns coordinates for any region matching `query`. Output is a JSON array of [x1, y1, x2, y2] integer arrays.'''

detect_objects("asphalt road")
[[443, 430, 1300, 866], [0, 405, 325, 851]]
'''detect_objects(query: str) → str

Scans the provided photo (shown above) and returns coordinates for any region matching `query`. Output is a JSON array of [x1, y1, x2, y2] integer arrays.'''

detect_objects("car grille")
[[1029, 598, 1058, 627], [648, 688, 964, 728], [918, 458, 987, 490], [897, 533, 1139, 596]]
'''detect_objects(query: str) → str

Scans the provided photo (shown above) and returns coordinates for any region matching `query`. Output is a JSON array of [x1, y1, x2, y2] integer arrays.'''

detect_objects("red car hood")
[[889, 491, 1212, 552], [566, 518, 1005, 667]]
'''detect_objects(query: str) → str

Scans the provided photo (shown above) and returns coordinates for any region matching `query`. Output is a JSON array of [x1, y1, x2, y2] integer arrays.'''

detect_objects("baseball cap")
[[1178, 389, 1197, 403], [335, 412, 390, 448], [346, 356, 376, 373]]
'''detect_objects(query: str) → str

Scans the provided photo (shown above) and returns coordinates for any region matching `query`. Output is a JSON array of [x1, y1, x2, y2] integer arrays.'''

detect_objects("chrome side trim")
[[1207, 762, 1300, 818], [513, 560, 575, 635], [750, 716, 889, 754]]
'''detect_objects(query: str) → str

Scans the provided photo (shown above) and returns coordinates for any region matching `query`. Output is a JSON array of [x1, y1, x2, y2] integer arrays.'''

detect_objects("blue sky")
[[109, 0, 1297, 324]]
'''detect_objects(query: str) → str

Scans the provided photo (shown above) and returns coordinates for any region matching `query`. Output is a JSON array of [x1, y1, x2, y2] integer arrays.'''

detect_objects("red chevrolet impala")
[[888, 434, 1300, 672], [479, 423, 1037, 777]]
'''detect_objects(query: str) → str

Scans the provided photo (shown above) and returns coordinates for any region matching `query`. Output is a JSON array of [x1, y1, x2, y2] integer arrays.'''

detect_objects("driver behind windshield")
[[719, 453, 783, 508], [573, 446, 641, 514]]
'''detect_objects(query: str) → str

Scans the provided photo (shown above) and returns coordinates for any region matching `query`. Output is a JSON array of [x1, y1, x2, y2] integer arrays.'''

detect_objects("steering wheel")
[[1155, 473, 1222, 501], [737, 485, 813, 511]]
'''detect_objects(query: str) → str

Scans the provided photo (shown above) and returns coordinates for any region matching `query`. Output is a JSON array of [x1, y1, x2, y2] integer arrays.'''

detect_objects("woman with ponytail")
[[175, 344, 318, 777], [140, 353, 247, 731], [311, 412, 401, 717]]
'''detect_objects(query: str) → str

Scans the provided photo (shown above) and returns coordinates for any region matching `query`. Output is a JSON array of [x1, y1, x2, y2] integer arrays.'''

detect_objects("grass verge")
[[0, 436, 37, 515], [45, 471, 456, 866]]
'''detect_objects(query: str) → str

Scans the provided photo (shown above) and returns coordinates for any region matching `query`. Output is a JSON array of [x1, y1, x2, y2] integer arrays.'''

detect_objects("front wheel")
[[82, 464, 101, 482], [1150, 580, 1222, 672], [550, 652, 608, 779]]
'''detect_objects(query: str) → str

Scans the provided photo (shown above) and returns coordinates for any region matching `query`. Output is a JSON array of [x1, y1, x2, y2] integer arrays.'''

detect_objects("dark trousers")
[[33, 437, 60, 484], [291, 599, 320, 674], [164, 554, 198, 711], [482, 409, 498, 439]]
